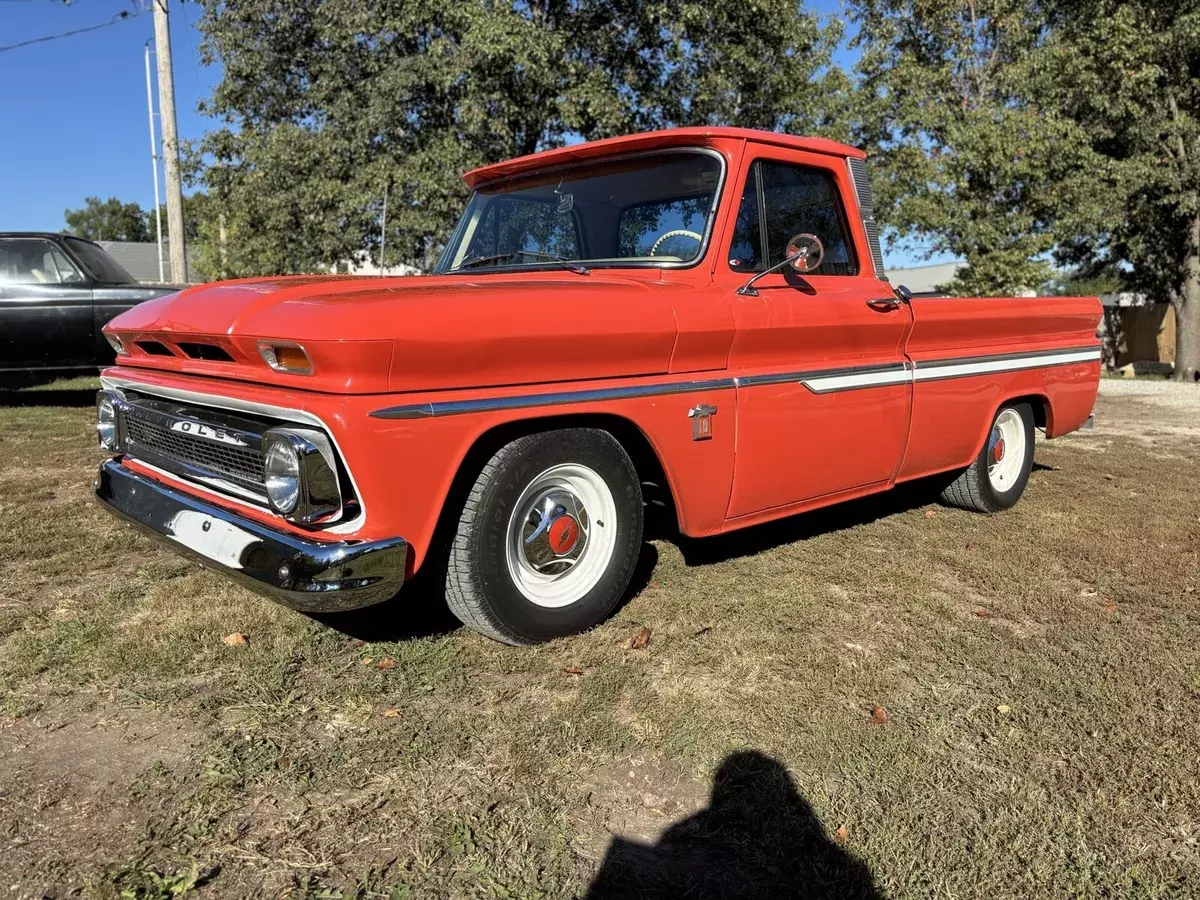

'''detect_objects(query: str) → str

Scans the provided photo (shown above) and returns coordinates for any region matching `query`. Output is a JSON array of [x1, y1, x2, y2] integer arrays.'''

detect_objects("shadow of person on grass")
[[586, 750, 883, 900]]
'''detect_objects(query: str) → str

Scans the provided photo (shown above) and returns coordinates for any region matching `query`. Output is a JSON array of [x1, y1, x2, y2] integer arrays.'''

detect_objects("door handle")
[[867, 297, 902, 311]]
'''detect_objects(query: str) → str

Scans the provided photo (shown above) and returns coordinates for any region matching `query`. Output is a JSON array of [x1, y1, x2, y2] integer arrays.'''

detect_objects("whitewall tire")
[[445, 429, 643, 644]]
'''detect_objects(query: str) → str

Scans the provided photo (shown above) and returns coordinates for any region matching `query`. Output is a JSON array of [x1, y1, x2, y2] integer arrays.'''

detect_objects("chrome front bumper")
[[95, 459, 407, 612]]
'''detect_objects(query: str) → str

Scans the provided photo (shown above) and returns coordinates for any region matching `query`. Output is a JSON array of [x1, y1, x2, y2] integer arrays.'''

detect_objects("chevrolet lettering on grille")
[[170, 420, 250, 447]]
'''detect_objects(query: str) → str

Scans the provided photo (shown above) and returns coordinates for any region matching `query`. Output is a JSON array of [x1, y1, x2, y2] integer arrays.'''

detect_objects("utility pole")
[[144, 41, 165, 283], [151, 0, 188, 284]]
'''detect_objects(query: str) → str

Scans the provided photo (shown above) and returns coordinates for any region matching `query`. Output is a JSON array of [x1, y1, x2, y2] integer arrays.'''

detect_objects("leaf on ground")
[[628, 627, 651, 650], [975, 608, 994, 618], [378, 657, 396, 670], [996, 704, 1013, 714], [869, 706, 889, 725], [361, 657, 374, 665], [1100, 597, 1119, 613], [1103, 473, 1116, 481], [563, 666, 584, 676], [966, 541, 976, 551], [924, 509, 937, 519], [834, 824, 849, 843], [694, 626, 713, 637], [221, 632, 247, 647], [381, 707, 402, 718]]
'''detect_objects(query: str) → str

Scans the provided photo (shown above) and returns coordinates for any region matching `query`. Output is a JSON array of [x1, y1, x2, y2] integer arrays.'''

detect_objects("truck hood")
[[105, 274, 680, 395]]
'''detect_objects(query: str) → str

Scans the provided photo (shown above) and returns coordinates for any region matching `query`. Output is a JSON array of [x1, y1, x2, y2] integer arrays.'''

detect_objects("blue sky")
[[0, 0, 941, 268]]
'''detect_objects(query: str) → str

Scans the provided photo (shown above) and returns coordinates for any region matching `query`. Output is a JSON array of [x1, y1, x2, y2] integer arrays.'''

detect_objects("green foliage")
[[64, 197, 152, 243], [190, 0, 847, 276], [849, 0, 1097, 296], [1034, 0, 1200, 377]]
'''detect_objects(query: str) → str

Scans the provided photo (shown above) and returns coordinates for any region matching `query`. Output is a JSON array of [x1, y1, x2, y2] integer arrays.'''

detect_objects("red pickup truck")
[[95, 127, 1102, 644]]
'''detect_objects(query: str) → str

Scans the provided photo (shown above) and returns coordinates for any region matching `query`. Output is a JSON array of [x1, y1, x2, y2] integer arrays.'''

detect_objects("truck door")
[[717, 152, 913, 519], [0, 237, 94, 370]]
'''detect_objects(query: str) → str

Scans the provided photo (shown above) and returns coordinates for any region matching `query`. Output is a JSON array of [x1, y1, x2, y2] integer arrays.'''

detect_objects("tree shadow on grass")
[[310, 540, 659, 643], [587, 749, 883, 900]]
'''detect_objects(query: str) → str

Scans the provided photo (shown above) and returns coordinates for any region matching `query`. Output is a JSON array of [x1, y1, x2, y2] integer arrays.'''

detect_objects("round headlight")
[[97, 393, 118, 451], [264, 438, 301, 514]]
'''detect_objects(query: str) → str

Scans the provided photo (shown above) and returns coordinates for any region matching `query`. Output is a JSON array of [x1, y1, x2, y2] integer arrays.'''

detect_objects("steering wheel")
[[649, 229, 703, 256]]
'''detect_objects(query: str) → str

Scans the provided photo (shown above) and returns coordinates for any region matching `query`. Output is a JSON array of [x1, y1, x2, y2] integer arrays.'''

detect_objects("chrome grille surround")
[[110, 391, 276, 506]]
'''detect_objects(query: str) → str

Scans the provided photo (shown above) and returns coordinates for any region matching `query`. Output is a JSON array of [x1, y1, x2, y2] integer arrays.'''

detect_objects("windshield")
[[435, 151, 723, 274], [64, 237, 137, 284]]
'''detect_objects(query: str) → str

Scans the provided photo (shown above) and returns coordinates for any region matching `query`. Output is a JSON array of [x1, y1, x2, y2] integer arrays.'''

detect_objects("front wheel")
[[940, 402, 1035, 513], [444, 429, 643, 644]]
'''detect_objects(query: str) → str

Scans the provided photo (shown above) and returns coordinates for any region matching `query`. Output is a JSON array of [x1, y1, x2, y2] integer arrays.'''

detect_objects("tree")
[[849, 0, 1097, 296], [191, 0, 847, 277], [1033, 0, 1200, 382], [64, 197, 152, 242]]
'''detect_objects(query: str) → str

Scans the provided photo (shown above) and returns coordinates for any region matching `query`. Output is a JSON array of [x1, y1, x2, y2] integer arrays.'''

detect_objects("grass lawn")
[[1, 377, 1198, 898]]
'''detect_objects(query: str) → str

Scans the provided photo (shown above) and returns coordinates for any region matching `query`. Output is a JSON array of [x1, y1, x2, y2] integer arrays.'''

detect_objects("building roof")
[[96, 241, 199, 285], [464, 127, 866, 188], [888, 261, 964, 296]]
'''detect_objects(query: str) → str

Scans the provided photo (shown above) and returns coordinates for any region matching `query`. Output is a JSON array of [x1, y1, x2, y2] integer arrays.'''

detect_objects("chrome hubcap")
[[505, 463, 618, 608], [518, 489, 590, 575]]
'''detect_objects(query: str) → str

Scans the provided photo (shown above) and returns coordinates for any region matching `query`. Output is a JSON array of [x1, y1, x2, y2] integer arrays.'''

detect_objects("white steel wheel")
[[986, 408, 1027, 494], [505, 463, 619, 608], [940, 402, 1036, 514], [444, 428, 643, 645]]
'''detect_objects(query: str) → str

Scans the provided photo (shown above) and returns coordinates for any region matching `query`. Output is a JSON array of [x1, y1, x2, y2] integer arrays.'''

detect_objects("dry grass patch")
[[1, 379, 1198, 897]]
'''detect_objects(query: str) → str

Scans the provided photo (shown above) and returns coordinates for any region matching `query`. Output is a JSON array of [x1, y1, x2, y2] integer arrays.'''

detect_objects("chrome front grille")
[[115, 393, 270, 502], [123, 414, 265, 487]]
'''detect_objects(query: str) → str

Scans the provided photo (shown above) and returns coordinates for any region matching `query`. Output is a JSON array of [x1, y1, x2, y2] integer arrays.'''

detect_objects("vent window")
[[177, 342, 235, 362]]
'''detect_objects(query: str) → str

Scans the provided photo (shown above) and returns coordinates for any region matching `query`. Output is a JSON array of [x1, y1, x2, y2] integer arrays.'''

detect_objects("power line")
[[0, 8, 142, 53]]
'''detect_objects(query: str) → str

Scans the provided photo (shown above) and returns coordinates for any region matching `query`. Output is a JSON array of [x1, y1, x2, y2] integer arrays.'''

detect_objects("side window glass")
[[49, 245, 84, 283], [759, 161, 856, 276], [0, 239, 79, 285], [727, 174, 762, 271], [727, 161, 858, 276]]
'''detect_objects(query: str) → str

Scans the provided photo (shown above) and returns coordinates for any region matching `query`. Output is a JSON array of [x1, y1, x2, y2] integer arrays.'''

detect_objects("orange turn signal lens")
[[258, 342, 313, 375]]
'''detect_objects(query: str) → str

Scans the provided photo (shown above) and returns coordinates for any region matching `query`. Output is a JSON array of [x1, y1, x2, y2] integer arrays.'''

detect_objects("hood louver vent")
[[177, 342, 235, 362]]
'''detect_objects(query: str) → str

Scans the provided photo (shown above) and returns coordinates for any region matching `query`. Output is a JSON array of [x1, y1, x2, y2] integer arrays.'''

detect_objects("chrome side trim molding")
[[914, 346, 1101, 383], [370, 377, 737, 419], [367, 346, 1103, 419]]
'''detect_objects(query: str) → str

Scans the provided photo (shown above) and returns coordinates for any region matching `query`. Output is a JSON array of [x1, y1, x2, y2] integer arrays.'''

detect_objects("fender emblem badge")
[[687, 404, 718, 441]]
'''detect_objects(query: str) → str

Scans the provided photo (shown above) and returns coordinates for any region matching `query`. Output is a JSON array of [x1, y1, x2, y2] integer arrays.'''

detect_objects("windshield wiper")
[[457, 251, 590, 275]]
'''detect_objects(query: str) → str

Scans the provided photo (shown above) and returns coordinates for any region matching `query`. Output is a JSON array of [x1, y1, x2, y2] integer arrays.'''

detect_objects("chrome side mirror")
[[785, 233, 825, 274], [736, 233, 826, 297]]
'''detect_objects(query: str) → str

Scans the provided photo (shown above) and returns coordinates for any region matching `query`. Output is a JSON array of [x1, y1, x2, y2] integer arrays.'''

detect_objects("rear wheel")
[[445, 429, 643, 644], [940, 402, 1035, 513]]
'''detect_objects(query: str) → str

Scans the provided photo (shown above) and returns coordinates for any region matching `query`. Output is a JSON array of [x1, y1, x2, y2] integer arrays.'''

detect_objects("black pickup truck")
[[0, 232, 183, 375]]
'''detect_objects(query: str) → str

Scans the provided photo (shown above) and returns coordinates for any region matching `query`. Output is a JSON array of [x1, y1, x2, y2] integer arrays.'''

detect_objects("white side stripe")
[[914, 349, 1101, 382], [803, 368, 911, 393]]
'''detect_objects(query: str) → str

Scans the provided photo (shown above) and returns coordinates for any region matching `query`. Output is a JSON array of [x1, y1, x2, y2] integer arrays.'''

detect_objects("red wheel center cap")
[[993, 438, 1006, 463], [547, 516, 580, 556]]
